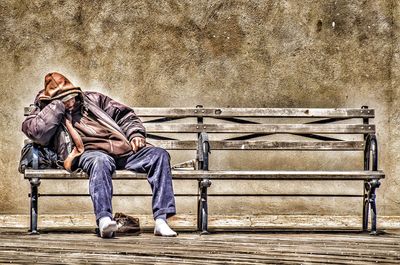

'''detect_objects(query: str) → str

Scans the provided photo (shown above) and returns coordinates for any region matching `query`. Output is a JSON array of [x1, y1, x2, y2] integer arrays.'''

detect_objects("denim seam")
[[153, 206, 176, 219], [96, 211, 113, 223]]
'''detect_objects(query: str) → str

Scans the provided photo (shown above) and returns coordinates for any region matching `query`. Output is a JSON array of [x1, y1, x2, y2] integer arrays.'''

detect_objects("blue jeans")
[[78, 147, 176, 223]]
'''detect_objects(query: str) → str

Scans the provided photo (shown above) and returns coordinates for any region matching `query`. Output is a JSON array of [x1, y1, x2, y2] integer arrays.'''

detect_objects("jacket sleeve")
[[85, 92, 146, 141], [22, 100, 65, 146]]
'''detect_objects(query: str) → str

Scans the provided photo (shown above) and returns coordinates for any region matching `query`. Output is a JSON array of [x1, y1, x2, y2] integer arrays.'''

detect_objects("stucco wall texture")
[[0, 1, 399, 219]]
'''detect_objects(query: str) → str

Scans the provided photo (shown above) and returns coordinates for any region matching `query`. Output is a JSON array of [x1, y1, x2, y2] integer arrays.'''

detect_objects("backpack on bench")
[[18, 143, 60, 173]]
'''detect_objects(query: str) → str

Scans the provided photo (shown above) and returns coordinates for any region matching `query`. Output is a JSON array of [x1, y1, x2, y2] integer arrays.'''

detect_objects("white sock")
[[154, 218, 177, 237], [99, 217, 117, 238]]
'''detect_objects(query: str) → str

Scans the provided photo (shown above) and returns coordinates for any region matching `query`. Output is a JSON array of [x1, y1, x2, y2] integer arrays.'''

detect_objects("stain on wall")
[[0, 0, 398, 218]]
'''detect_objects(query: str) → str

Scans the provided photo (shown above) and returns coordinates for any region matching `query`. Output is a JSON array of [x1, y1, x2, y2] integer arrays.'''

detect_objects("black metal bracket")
[[197, 132, 211, 171], [362, 133, 381, 235], [195, 105, 212, 234], [364, 134, 378, 171], [197, 131, 211, 234]]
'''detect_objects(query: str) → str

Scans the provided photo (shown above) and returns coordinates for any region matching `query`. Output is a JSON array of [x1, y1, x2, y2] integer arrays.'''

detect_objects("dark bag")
[[95, 212, 140, 237], [114, 212, 140, 233], [18, 143, 60, 173]]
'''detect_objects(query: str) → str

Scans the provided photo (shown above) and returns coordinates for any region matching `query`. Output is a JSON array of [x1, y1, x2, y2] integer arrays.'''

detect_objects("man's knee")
[[92, 153, 112, 165], [149, 147, 170, 161], [82, 151, 115, 172]]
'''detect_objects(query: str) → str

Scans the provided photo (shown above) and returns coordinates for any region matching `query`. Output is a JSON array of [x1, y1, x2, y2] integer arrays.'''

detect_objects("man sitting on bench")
[[22, 72, 177, 238]]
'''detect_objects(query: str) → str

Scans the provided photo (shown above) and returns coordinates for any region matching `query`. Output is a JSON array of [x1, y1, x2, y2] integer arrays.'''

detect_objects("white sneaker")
[[99, 217, 118, 238], [154, 218, 177, 237]]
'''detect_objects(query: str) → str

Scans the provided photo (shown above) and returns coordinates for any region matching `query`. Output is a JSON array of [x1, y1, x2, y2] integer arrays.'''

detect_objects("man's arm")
[[85, 91, 146, 141], [22, 100, 65, 146]]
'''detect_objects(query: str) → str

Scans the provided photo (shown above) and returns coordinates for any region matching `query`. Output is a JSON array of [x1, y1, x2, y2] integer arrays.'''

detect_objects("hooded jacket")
[[22, 72, 146, 170]]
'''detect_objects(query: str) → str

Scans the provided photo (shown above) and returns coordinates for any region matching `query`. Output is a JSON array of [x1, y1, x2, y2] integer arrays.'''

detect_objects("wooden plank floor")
[[0, 228, 399, 264]]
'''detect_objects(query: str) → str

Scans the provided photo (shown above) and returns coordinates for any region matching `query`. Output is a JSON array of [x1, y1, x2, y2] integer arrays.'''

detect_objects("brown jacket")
[[22, 73, 146, 170]]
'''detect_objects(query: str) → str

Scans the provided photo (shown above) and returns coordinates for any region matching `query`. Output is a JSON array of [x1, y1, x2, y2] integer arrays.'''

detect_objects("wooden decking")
[[0, 228, 399, 264]]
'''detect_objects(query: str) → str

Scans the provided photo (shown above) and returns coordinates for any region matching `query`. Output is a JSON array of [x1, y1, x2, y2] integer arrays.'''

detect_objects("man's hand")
[[62, 94, 78, 111], [130, 137, 146, 153]]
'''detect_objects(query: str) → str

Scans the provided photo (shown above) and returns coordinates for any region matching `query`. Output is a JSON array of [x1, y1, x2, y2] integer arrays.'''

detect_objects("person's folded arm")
[[22, 100, 65, 146]]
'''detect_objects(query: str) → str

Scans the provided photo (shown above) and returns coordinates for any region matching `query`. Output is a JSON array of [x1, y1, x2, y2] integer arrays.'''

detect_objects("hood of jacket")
[[37, 72, 82, 104]]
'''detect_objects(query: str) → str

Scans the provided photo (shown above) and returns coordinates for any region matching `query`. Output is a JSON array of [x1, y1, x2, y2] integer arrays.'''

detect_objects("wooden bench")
[[23, 105, 384, 235]]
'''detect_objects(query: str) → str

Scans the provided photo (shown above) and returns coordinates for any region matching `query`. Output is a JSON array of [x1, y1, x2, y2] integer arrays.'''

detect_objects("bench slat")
[[134, 108, 375, 118], [25, 139, 365, 150], [145, 124, 375, 134], [36, 193, 363, 197], [149, 140, 365, 150], [24, 169, 384, 180], [24, 107, 375, 118], [148, 140, 196, 150]]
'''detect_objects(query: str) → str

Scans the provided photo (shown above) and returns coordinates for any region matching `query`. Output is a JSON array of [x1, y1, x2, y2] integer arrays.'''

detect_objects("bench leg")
[[362, 182, 369, 232], [368, 179, 380, 235], [29, 178, 41, 235], [364, 179, 381, 235], [197, 179, 211, 234]]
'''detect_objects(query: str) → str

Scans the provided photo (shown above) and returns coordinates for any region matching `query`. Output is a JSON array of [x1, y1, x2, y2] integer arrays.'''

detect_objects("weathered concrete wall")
[[387, 0, 400, 215], [0, 0, 398, 222]]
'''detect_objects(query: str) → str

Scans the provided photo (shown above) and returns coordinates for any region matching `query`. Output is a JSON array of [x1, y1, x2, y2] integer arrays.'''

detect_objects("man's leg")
[[124, 147, 177, 236], [78, 150, 117, 237]]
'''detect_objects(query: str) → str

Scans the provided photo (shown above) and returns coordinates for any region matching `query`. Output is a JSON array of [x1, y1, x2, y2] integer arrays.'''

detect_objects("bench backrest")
[[24, 105, 374, 158], [133, 106, 374, 151]]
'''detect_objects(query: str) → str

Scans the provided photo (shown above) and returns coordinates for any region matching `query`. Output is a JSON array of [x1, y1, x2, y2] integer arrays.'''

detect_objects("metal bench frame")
[[23, 105, 384, 235]]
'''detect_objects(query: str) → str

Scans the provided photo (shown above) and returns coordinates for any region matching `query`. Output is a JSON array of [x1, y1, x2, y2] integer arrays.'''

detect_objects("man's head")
[[38, 72, 82, 106]]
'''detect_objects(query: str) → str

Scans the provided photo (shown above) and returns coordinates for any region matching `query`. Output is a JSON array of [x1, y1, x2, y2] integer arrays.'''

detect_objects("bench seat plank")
[[148, 140, 365, 150], [207, 140, 365, 150], [134, 108, 375, 118], [25, 169, 384, 180], [145, 124, 375, 134]]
